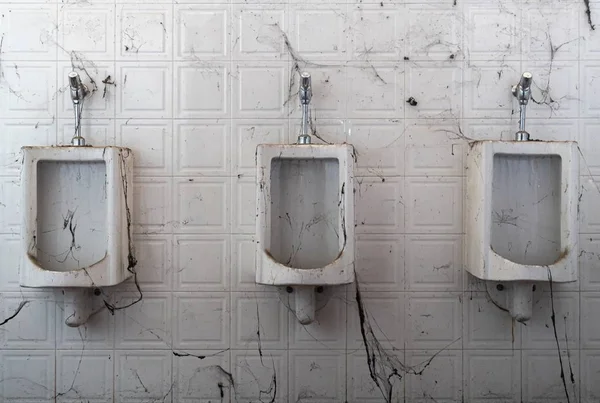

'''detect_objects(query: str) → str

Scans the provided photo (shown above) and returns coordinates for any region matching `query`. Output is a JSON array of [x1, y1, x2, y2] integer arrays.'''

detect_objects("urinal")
[[465, 72, 579, 322], [255, 72, 355, 324], [19, 72, 135, 327]]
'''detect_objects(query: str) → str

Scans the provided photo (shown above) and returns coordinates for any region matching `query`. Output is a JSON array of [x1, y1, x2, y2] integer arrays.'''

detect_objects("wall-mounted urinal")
[[256, 72, 355, 324], [20, 72, 135, 327], [465, 72, 579, 322]]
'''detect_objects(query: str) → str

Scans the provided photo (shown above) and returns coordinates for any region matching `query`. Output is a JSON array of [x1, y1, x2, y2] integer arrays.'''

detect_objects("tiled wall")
[[0, 0, 599, 402]]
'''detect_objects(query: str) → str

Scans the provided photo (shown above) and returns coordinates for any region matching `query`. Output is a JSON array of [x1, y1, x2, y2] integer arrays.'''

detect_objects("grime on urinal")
[[19, 72, 135, 327], [465, 72, 579, 322], [255, 72, 355, 324]]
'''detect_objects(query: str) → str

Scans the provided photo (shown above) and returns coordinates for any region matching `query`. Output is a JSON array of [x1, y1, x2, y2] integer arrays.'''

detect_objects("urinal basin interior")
[[269, 157, 342, 269], [491, 153, 562, 266], [36, 160, 108, 271]]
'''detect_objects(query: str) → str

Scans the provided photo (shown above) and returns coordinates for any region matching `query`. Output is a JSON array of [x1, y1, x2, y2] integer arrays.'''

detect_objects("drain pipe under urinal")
[[63, 288, 95, 327], [506, 71, 535, 323]]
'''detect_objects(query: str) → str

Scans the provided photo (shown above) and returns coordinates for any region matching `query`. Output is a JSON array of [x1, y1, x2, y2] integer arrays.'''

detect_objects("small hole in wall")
[[532, 284, 536, 292], [316, 286, 324, 293], [286, 286, 293, 293], [496, 284, 504, 291], [93, 288, 101, 296]]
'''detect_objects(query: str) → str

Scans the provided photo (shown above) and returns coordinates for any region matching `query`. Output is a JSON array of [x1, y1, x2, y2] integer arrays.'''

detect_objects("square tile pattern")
[[0, 1, 595, 402]]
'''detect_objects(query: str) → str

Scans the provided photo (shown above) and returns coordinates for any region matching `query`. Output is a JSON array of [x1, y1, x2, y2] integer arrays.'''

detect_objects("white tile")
[[174, 350, 232, 402], [0, 292, 55, 349], [406, 350, 463, 403], [174, 63, 230, 119], [133, 234, 173, 291], [582, 4, 600, 59], [347, 291, 405, 350], [406, 292, 462, 349], [349, 119, 404, 176], [173, 177, 231, 233], [115, 292, 172, 349], [524, 61, 579, 119], [232, 175, 257, 233], [117, 4, 173, 60], [289, 291, 346, 349], [173, 292, 230, 350], [582, 292, 600, 348], [463, 119, 515, 141], [0, 4, 57, 60], [579, 176, 600, 234], [232, 62, 289, 118], [406, 235, 462, 292], [231, 120, 288, 176], [0, 235, 21, 291], [132, 177, 173, 234], [405, 62, 462, 118], [289, 350, 346, 402], [464, 3, 521, 61], [355, 234, 404, 291], [174, 235, 230, 291], [116, 62, 172, 119], [347, 349, 404, 402], [0, 177, 20, 234], [231, 292, 289, 349], [406, 4, 462, 61], [118, 119, 173, 176], [175, 4, 230, 61], [0, 62, 57, 119], [581, 61, 600, 118], [522, 349, 579, 402], [59, 3, 115, 61], [522, 291, 579, 350], [0, 350, 55, 401], [405, 120, 464, 176], [347, 63, 404, 119], [582, 350, 600, 402], [464, 292, 521, 349], [355, 176, 404, 234], [174, 120, 231, 175], [463, 61, 520, 119], [522, 6, 579, 61], [289, 5, 349, 61], [405, 177, 463, 234], [56, 350, 113, 401], [115, 350, 173, 402], [580, 236, 600, 291], [232, 234, 268, 291], [232, 350, 287, 403], [349, 5, 404, 61], [464, 350, 521, 403], [232, 5, 288, 60]]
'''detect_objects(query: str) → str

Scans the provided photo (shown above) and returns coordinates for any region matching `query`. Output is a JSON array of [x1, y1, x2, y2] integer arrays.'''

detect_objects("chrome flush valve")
[[68, 71, 89, 146], [298, 72, 312, 144], [512, 72, 533, 141]]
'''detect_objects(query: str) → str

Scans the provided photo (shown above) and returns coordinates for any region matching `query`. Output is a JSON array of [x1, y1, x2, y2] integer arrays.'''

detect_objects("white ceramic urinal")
[[20, 145, 134, 326], [255, 143, 355, 324], [465, 140, 579, 321]]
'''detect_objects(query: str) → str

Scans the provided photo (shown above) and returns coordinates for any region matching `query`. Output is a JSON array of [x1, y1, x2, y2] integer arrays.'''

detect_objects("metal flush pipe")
[[68, 71, 88, 146], [297, 72, 312, 144], [512, 72, 533, 141]]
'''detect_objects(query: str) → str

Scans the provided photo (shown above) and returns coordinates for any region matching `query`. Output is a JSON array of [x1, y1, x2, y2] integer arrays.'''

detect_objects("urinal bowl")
[[20, 146, 134, 326], [465, 140, 579, 321], [256, 144, 355, 324]]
